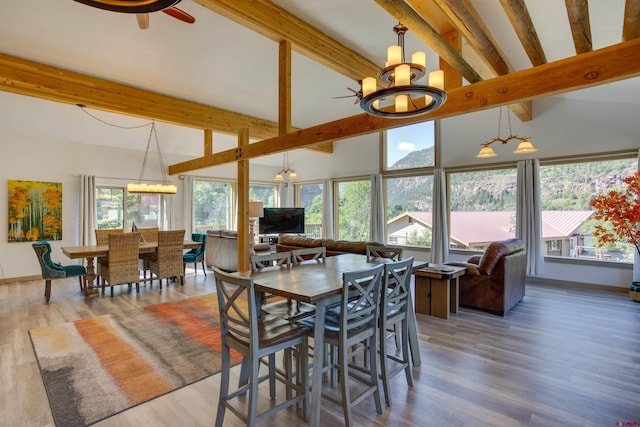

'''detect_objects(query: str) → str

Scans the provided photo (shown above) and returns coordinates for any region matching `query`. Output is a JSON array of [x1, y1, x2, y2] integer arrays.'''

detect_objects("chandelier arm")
[[138, 122, 155, 183], [152, 121, 170, 184]]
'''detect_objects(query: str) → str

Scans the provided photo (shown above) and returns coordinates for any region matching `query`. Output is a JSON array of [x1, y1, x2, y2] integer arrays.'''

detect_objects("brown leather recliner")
[[446, 238, 527, 316]]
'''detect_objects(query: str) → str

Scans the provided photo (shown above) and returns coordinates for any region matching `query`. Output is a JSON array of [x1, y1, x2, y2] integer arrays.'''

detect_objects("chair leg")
[[380, 322, 392, 407], [78, 276, 84, 291], [215, 344, 231, 427], [201, 260, 207, 276], [247, 352, 260, 426], [338, 342, 354, 427], [44, 279, 52, 303]]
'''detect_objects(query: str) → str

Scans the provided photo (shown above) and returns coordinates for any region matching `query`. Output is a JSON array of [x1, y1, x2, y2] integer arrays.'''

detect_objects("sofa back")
[[478, 238, 525, 275], [277, 234, 385, 256]]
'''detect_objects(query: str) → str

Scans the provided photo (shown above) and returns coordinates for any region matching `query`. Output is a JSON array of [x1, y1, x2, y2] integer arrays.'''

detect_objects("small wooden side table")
[[413, 265, 466, 319]]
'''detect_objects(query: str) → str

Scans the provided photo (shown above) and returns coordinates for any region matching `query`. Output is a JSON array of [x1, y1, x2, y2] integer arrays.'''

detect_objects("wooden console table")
[[413, 264, 466, 319]]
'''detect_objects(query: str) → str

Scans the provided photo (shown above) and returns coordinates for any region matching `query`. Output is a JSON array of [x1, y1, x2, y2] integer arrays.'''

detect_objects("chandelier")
[[127, 121, 177, 194], [359, 23, 447, 119], [476, 107, 537, 158], [274, 152, 298, 181]]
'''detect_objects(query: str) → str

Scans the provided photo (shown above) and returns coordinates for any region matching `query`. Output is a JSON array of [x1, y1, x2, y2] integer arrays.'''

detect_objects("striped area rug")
[[29, 293, 243, 427]]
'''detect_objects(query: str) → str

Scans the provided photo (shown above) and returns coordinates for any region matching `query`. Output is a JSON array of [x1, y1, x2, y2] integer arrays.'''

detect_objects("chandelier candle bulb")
[[362, 77, 377, 97], [429, 70, 444, 90], [395, 94, 408, 112], [396, 64, 411, 86], [411, 52, 426, 68], [387, 45, 402, 66]]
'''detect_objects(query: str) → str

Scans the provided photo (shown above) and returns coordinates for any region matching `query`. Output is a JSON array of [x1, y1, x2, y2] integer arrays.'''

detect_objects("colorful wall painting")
[[8, 180, 62, 242]]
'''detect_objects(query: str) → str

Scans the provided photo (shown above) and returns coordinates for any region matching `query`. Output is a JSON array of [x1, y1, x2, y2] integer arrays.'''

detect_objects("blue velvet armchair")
[[32, 241, 86, 302], [183, 233, 207, 276]]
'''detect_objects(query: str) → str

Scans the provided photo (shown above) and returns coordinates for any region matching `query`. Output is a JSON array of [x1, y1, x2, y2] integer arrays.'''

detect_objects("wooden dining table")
[[232, 253, 428, 427], [61, 240, 201, 296]]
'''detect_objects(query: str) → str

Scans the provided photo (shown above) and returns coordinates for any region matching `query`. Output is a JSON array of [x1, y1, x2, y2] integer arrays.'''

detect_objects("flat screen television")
[[258, 208, 305, 235]]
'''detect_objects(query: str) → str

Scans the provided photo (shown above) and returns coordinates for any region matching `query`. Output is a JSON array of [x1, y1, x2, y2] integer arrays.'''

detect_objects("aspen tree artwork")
[[8, 180, 62, 242]]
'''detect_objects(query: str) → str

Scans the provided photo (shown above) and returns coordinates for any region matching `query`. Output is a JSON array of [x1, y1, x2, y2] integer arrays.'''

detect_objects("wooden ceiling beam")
[[424, 0, 532, 121], [565, 0, 592, 54], [499, 0, 547, 66], [168, 38, 640, 174], [0, 51, 333, 154], [623, 0, 640, 41]]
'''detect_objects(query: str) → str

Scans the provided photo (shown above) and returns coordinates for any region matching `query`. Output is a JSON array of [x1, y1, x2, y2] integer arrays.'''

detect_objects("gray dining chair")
[[213, 268, 311, 426], [379, 257, 414, 407], [366, 244, 403, 261], [291, 246, 326, 264], [300, 263, 385, 427]]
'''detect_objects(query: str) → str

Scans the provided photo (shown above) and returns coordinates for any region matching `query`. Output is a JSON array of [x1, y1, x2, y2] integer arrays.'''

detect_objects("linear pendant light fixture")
[[359, 23, 446, 119], [127, 121, 177, 194], [476, 107, 537, 158]]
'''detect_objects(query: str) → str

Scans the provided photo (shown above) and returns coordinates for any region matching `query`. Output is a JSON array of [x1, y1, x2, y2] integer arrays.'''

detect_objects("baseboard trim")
[[0, 275, 40, 285], [527, 275, 628, 293]]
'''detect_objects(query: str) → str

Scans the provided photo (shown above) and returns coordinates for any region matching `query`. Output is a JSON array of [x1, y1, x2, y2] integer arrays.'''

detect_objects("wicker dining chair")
[[98, 232, 141, 297], [149, 230, 185, 288], [138, 227, 159, 282], [32, 241, 86, 302], [95, 228, 124, 284]]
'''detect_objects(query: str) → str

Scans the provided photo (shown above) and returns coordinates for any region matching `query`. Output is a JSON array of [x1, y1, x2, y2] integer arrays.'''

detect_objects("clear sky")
[[386, 121, 435, 167]]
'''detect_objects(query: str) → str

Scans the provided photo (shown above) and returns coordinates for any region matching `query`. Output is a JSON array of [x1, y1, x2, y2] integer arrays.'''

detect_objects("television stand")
[[260, 235, 280, 245]]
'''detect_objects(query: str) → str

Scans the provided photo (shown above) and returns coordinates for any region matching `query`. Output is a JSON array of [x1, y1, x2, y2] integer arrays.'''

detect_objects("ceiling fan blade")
[[162, 7, 195, 24], [136, 13, 150, 29]]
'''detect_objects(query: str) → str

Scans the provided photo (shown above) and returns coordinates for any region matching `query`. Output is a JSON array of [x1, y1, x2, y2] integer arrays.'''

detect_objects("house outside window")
[[448, 168, 517, 250], [384, 175, 434, 246], [540, 156, 637, 261]]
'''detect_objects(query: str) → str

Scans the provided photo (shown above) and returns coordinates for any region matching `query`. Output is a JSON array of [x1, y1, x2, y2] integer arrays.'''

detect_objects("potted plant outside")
[[590, 171, 640, 302]]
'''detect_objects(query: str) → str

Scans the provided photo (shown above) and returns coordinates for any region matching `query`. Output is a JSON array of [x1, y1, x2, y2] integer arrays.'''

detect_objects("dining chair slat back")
[[366, 244, 403, 262], [99, 232, 141, 297], [291, 246, 326, 264], [149, 229, 185, 287]]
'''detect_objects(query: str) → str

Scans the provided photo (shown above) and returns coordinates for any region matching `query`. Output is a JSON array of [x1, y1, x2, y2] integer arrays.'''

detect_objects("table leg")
[[405, 289, 422, 367], [309, 299, 326, 427], [84, 257, 97, 296]]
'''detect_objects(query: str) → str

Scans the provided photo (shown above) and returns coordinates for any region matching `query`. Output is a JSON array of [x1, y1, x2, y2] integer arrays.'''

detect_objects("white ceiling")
[[0, 0, 637, 167]]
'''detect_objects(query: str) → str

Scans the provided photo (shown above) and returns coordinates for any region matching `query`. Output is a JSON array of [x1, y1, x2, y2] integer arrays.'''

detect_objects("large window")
[[296, 182, 323, 238], [96, 186, 163, 230], [194, 180, 234, 232], [540, 156, 637, 261], [384, 175, 433, 246], [384, 121, 435, 171], [335, 179, 371, 241], [448, 168, 517, 250]]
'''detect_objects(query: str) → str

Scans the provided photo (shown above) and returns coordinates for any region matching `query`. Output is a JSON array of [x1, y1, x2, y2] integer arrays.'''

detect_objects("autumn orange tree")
[[590, 171, 640, 258]]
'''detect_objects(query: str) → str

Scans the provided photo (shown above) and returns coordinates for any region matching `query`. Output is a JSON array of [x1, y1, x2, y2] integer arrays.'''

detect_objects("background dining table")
[[62, 240, 202, 295]]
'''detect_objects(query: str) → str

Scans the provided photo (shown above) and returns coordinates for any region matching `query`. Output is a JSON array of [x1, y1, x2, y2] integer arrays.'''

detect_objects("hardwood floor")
[[1, 271, 639, 426]]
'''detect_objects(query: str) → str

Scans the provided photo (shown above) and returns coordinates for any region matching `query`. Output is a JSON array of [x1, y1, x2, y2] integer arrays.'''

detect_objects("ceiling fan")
[[72, 0, 196, 30]]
